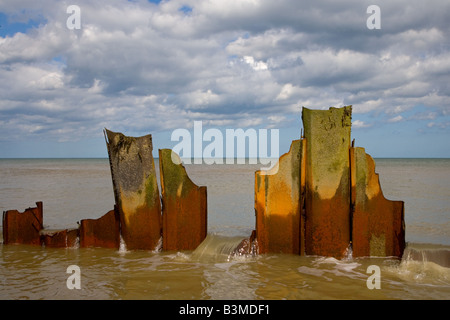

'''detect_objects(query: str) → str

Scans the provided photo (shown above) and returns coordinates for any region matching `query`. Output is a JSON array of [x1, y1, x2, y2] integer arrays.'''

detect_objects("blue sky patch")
[[0, 12, 46, 37]]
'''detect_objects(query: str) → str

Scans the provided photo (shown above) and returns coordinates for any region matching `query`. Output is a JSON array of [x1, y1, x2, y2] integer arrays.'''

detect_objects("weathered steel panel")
[[302, 106, 352, 258], [255, 139, 303, 254], [159, 149, 207, 251], [104, 129, 162, 250], [41, 228, 79, 248], [2, 202, 43, 245], [351, 147, 405, 258], [79, 209, 120, 249]]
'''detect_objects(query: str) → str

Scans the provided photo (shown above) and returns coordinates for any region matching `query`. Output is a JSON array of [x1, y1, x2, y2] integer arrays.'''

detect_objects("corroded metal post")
[[302, 106, 352, 258], [159, 149, 207, 251], [255, 139, 304, 254], [41, 228, 78, 248], [104, 129, 162, 250], [350, 147, 405, 257], [79, 208, 121, 249], [2, 201, 43, 245], [299, 137, 307, 255]]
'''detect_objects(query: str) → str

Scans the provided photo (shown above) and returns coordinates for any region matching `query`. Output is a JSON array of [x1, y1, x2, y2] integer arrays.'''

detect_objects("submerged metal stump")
[[255, 139, 305, 254], [104, 129, 162, 250], [159, 149, 207, 251], [253, 105, 405, 258], [41, 228, 78, 248], [350, 147, 405, 257], [79, 209, 121, 249], [2, 201, 43, 246], [302, 106, 352, 258]]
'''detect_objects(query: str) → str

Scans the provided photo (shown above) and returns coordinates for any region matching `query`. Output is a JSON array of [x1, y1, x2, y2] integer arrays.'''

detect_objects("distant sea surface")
[[1, 158, 449, 300]]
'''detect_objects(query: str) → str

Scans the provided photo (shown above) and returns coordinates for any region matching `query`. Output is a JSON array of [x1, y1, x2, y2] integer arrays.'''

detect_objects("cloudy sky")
[[0, 0, 449, 158]]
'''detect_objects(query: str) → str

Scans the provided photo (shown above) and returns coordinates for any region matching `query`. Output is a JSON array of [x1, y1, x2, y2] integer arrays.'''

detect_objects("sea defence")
[[252, 106, 405, 258], [1, 106, 405, 258], [104, 129, 162, 250], [159, 149, 207, 251], [2, 201, 43, 246], [350, 147, 405, 257], [254, 139, 304, 255], [1, 133, 208, 252]]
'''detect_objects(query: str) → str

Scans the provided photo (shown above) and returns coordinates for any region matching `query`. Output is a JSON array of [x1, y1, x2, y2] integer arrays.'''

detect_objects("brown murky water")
[[1, 158, 449, 300]]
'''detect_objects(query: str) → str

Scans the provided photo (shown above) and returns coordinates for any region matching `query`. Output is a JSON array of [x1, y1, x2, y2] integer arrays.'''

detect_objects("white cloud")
[[387, 115, 404, 123], [352, 120, 372, 129], [276, 83, 294, 101], [242, 56, 268, 71], [184, 89, 223, 108]]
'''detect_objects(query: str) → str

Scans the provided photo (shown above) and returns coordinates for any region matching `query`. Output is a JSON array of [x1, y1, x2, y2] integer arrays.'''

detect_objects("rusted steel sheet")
[[302, 106, 352, 258], [79, 209, 120, 249], [104, 129, 162, 250], [299, 137, 306, 256], [255, 139, 303, 254], [2, 201, 43, 245], [350, 147, 405, 258], [159, 149, 207, 251], [41, 228, 79, 248]]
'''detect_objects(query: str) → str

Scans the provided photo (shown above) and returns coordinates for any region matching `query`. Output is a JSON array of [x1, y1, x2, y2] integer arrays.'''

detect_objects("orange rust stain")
[[255, 140, 302, 254]]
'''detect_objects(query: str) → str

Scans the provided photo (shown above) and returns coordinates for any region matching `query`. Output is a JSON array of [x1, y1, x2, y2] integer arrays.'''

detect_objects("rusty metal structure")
[[255, 139, 304, 254], [79, 208, 121, 249], [253, 106, 405, 258], [1, 132, 208, 252], [159, 149, 207, 251], [350, 147, 405, 257], [2, 107, 405, 259], [303, 106, 353, 258], [104, 129, 162, 250], [2, 201, 43, 245], [41, 228, 78, 248]]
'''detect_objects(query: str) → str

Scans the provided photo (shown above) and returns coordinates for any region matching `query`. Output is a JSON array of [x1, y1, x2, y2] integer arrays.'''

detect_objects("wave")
[[384, 243, 450, 286], [403, 243, 450, 268], [189, 234, 254, 263]]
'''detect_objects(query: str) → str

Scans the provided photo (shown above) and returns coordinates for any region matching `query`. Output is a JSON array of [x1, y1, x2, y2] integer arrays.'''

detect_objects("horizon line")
[[1, 156, 449, 160]]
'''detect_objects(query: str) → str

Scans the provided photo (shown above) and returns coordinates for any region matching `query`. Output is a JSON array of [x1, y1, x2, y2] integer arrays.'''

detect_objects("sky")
[[0, 0, 449, 158]]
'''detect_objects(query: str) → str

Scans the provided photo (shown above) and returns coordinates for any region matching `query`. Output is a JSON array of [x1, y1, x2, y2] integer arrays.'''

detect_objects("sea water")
[[0, 158, 449, 300]]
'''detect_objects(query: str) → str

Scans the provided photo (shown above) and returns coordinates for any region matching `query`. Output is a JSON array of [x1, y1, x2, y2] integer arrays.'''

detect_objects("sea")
[[0, 158, 449, 300]]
